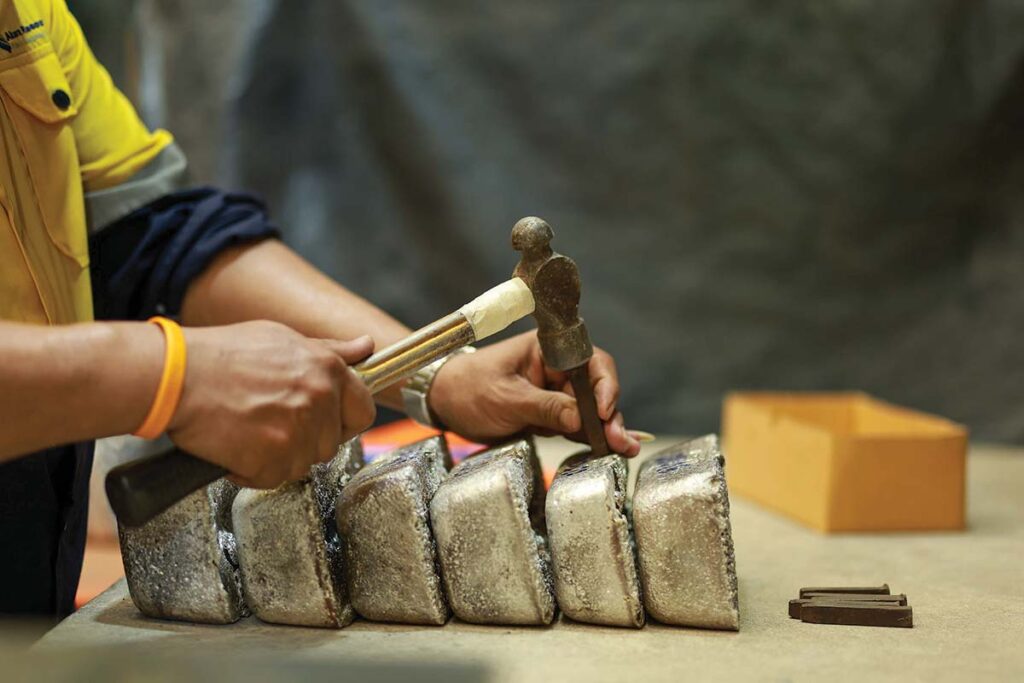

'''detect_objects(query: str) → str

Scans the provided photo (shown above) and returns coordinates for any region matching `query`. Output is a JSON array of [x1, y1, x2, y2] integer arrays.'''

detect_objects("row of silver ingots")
[[118, 434, 740, 630]]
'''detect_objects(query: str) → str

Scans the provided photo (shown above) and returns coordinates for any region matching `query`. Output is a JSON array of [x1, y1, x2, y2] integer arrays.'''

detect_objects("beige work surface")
[[36, 437, 1024, 681]]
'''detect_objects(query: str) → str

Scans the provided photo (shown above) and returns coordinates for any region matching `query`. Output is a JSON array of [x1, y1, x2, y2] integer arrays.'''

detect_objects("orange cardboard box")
[[721, 392, 967, 532]]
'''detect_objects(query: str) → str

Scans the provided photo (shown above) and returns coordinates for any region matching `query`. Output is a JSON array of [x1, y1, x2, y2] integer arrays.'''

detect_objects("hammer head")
[[511, 216, 554, 260], [510, 217, 591, 372], [511, 217, 610, 456]]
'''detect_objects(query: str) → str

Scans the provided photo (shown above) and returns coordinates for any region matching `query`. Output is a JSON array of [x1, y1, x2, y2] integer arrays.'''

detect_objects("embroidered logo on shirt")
[[0, 19, 45, 53]]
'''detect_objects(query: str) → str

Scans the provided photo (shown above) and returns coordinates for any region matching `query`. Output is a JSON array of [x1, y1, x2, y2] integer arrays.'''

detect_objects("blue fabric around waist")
[[0, 442, 93, 619]]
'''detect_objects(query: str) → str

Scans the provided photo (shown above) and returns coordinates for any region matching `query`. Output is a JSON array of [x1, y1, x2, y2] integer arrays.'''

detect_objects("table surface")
[[35, 437, 1024, 682]]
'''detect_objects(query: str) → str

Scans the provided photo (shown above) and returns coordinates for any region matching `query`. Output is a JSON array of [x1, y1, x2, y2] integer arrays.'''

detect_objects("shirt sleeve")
[[89, 188, 281, 321], [85, 141, 189, 234], [45, 0, 173, 191]]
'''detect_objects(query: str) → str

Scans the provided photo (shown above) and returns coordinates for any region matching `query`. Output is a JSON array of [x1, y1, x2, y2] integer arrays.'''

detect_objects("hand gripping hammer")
[[106, 277, 535, 528]]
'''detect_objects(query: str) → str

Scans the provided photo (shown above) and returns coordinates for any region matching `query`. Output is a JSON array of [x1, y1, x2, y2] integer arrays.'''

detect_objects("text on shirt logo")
[[0, 19, 45, 53]]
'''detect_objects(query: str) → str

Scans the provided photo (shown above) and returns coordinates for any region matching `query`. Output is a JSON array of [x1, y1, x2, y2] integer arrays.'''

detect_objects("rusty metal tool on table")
[[512, 217, 611, 457], [106, 277, 536, 528]]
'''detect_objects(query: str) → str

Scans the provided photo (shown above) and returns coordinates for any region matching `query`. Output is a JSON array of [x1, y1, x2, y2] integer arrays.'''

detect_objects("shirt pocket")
[[0, 47, 88, 267]]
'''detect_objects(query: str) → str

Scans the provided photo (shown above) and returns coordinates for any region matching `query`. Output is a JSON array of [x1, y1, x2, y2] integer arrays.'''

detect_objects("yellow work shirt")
[[0, 0, 172, 325]]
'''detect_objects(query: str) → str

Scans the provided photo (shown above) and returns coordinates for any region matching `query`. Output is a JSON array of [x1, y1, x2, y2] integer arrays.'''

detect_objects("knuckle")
[[312, 345, 338, 369], [299, 358, 341, 396], [261, 425, 293, 453], [289, 460, 313, 482], [340, 422, 364, 444], [347, 408, 375, 435], [289, 391, 316, 416], [289, 379, 326, 413], [248, 462, 280, 489], [341, 399, 376, 437], [233, 457, 262, 482], [305, 376, 334, 404], [544, 396, 564, 423], [361, 402, 377, 428], [343, 379, 368, 402], [318, 441, 336, 463], [326, 355, 346, 379], [253, 474, 277, 490]]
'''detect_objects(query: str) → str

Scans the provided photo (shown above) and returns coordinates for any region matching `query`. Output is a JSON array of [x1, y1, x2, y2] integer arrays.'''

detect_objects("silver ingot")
[[119, 478, 246, 624], [232, 439, 363, 628], [430, 438, 555, 625], [546, 453, 644, 628], [337, 435, 451, 625], [633, 434, 740, 630]]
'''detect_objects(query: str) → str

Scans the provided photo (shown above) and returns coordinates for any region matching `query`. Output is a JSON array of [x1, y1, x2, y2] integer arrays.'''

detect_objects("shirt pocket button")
[[51, 89, 71, 110]]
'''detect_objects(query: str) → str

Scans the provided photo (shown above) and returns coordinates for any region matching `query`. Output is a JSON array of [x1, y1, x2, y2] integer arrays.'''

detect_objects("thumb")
[[513, 382, 582, 434], [319, 335, 375, 364]]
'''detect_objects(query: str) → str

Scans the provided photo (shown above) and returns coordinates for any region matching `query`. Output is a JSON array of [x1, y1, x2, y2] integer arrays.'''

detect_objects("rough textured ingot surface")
[[119, 479, 246, 624], [633, 434, 740, 630], [232, 439, 363, 628], [546, 453, 644, 628], [430, 438, 555, 625], [337, 436, 451, 625]]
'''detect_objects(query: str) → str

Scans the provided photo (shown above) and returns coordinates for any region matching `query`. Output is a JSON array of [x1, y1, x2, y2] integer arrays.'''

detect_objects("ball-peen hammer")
[[512, 217, 611, 457]]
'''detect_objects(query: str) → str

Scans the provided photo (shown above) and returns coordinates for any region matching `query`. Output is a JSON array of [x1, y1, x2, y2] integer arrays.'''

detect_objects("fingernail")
[[627, 429, 656, 443]]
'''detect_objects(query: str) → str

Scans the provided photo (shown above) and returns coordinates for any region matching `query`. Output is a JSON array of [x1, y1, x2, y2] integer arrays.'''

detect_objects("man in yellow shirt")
[[0, 0, 638, 619]]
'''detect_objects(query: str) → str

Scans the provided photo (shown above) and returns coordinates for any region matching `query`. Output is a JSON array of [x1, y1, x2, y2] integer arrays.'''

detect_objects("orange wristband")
[[133, 316, 188, 439]]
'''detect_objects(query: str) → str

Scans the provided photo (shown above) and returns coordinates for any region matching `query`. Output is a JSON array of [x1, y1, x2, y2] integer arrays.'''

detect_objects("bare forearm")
[[180, 239, 412, 409], [0, 321, 162, 461]]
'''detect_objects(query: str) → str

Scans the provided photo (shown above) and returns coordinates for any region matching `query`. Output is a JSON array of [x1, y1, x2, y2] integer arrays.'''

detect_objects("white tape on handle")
[[458, 277, 535, 341]]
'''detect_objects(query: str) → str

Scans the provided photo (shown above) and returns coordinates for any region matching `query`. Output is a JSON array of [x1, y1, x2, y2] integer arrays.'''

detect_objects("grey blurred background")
[[71, 0, 1024, 442]]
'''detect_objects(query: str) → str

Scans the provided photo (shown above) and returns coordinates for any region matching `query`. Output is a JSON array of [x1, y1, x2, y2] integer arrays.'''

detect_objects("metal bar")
[[789, 594, 907, 619], [800, 601, 913, 628], [799, 585, 890, 598]]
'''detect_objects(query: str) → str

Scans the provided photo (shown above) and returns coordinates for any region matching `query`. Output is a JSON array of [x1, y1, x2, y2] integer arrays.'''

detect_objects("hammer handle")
[[105, 450, 227, 527], [106, 315, 475, 528]]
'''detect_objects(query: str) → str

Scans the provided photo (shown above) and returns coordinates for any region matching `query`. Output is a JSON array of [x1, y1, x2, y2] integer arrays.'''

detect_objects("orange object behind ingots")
[[721, 392, 967, 532]]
